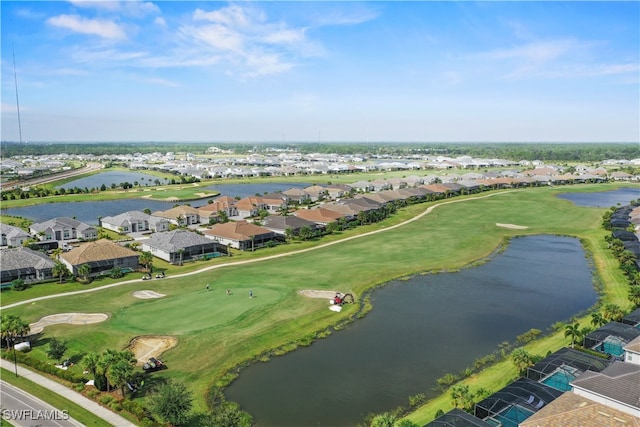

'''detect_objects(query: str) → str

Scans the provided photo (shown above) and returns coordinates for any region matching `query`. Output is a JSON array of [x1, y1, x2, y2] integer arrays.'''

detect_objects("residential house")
[[60, 239, 140, 277], [570, 362, 640, 418], [262, 215, 321, 236], [583, 321, 640, 359], [282, 188, 311, 204], [325, 184, 353, 199], [260, 192, 289, 213], [197, 196, 239, 223], [0, 223, 31, 247], [624, 335, 640, 365], [30, 217, 97, 242], [303, 185, 329, 202], [100, 211, 169, 234], [203, 220, 279, 250], [0, 247, 57, 285], [294, 207, 345, 226], [235, 196, 268, 218], [349, 180, 374, 193], [152, 205, 200, 226], [141, 230, 223, 263]]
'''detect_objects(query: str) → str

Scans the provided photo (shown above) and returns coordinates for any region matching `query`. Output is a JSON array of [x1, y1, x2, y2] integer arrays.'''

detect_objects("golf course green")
[[2, 182, 637, 423]]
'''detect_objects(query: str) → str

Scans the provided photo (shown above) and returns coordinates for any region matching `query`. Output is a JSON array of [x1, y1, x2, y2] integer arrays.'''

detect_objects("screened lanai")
[[425, 409, 492, 427], [622, 307, 640, 327], [474, 378, 563, 427], [584, 321, 640, 359], [526, 347, 611, 392]]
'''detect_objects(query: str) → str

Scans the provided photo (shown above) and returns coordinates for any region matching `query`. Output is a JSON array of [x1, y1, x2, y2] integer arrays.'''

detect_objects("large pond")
[[57, 171, 162, 190], [557, 187, 638, 207], [1, 182, 311, 225], [224, 235, 598, 426]]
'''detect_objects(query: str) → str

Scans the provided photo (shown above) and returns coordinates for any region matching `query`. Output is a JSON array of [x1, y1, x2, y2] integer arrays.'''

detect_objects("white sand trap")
[[128, 336, 178, 364], [133, 290, 166, 299], [29, 313, 108, 335], [496, 223, 529, 230], [298, 290, 339, 299]]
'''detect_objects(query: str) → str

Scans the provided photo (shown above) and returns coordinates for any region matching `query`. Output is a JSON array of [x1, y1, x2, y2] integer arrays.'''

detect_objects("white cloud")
[[47, 14, 127, 40], [154, 16, 166, 27], [67, 0, 160, 16]]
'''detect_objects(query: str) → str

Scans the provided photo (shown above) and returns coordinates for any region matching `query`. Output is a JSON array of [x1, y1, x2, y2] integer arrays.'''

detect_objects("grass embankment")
[[3, 184, 635, 418], [0, 368, 111, 426]]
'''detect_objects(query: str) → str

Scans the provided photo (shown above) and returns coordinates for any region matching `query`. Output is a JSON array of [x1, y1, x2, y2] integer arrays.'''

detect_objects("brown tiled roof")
[[198, 199, 235, 213], [626, 335, 640, 353], [519, 392, 640, 427], [204, 221, 273, 240], [294, 207, 343, 223], [60, 239, 138, 265]]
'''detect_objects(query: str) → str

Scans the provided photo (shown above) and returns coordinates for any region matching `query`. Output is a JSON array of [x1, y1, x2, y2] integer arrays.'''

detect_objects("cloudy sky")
[[1, 1, 638, 143]]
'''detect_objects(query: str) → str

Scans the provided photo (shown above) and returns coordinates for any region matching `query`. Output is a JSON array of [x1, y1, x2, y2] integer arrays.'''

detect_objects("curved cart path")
[[4, 190, 517, 310]]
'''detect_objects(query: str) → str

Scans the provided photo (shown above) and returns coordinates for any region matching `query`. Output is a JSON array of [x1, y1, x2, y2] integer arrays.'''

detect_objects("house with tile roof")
[[100, 211, 169, 234], [203, 220, 279, 250], [303, 185, 329, 202], [294, 207, 344, 226], [0, 247, 57, 285], [262, 215, 321, 236], [235, 196, 268, 218], [141, 229, 223, 263], [0, 223, 31, 247], [570, 361, 640, 418], [152, 205, 200, 226], [282, 188, 311, 204], [60, 239, 140, 277], [30, 217, 97, 242], [197, 197, 239, 223]]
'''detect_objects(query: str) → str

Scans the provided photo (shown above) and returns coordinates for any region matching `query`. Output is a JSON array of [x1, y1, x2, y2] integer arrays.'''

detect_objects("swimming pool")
[[488, 405, 535, 427], [541, 369, 576, 391]]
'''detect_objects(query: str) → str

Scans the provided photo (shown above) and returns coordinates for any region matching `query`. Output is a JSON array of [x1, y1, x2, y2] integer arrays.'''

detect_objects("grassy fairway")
[[2, 183, 637, 417]]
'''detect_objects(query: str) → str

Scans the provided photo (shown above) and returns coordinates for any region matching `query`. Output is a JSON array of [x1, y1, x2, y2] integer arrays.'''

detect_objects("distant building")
[[60, 239, 140, 277], [100, 211, 169, 234]]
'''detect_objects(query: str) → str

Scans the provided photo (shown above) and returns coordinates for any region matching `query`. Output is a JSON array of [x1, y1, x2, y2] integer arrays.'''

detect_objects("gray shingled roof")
[[142, 230, 213, 252], [0, 247, 57, 271], [0, 223, 31, 239], [30, 217, 94, 233], [571, 362, 640, 409]]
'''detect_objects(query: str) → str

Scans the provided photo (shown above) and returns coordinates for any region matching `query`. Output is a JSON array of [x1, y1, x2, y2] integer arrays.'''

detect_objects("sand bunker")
[[128, 336, 177, 363], [29, 313, 108, 335], [298, 290, 340, 299], [496, 223, 529, 230], [133, 290, 166, 299]]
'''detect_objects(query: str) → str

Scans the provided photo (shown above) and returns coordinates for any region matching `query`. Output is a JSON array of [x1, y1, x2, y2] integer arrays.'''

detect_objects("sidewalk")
[[0, 358, 138, 427]]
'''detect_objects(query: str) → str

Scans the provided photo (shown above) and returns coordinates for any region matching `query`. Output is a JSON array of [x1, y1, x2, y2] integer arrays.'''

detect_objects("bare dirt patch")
[[298, 289, 340, 299], [29, 313, 108, 335], [496, 223, 529, 230], [128, 336, 178, 364], [133, 290, 166, 299]]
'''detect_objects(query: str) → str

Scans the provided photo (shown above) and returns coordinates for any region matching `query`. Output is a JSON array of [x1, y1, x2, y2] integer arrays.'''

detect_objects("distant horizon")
[[1, 140, 637, 145], [2, 2, 638, 143]]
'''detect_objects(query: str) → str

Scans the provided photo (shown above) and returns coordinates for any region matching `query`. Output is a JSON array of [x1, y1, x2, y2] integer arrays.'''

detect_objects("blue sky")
[[1, 1, 638, 143]]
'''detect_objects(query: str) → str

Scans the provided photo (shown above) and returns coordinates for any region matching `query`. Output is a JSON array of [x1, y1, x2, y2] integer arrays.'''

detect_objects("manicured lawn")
[[2, 183, 638, 418]]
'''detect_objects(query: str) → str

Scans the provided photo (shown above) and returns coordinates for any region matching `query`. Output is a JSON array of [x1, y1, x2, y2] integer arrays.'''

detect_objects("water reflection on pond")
[[557, 187, 638, 207], [224, 235, 598, 426]]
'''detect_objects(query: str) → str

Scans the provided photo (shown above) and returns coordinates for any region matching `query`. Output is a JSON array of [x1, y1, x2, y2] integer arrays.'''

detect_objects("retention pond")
[[225, 235, 598, 426]]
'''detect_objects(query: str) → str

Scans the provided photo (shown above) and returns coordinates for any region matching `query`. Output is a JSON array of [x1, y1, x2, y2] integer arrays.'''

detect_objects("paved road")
[[0, 359, 137, 427], [2, 163, 102, 190], [1, 380, 84, 427]]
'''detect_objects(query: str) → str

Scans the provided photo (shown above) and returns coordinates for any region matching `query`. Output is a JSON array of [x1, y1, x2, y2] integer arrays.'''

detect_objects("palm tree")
[[590, 312, 606, 328], [78, 264, 91, 282], [511, 347, 536, 375], [139, 251, 154, 272], [370, 412, 397, 427], [177, 248, 185, 265], [1, 314, 30, 349], [628, 285, 640, 308], [564, 323, 583, 348], [603, 303, 625, 322], [51, 247, 63, 260], [52, 261, 68, 283], [82, 352, 100, 378]]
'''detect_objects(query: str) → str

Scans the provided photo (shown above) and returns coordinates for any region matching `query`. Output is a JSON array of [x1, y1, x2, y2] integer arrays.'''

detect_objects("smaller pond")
[[202, 182, 311, 199], [57, 171, 163, 190], [557, 187, 638, 207]]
